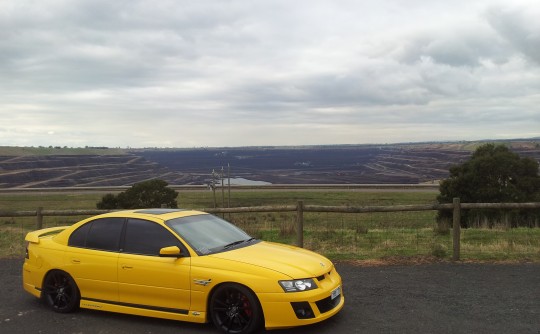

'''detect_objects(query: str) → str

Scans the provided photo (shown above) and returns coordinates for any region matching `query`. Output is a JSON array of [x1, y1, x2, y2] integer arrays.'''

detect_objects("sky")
[[1, 0, 539, 148]]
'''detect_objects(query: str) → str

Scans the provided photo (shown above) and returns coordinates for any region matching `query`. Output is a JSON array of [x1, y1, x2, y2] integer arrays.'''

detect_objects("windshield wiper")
[[223, 238, 257, 250]]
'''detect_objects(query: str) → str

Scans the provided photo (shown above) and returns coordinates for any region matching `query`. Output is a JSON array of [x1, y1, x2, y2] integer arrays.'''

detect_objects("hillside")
[[0, 155, 191, 188], [1, 140, 539, 188]]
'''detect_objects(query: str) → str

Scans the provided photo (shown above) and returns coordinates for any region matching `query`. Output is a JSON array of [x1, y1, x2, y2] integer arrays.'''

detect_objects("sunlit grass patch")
[[460, 228, 540, 261]]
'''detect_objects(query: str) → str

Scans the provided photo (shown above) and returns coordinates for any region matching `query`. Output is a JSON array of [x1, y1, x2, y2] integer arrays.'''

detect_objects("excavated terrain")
[[1, 142, 539, 188]]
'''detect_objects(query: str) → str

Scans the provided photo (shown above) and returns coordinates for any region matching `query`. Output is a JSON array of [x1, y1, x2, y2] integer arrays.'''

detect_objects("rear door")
[[66, 217, 124, 302]]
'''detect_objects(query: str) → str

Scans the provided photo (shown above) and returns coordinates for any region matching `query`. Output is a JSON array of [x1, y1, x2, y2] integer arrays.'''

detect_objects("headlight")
[[279, 279, 317, 292]]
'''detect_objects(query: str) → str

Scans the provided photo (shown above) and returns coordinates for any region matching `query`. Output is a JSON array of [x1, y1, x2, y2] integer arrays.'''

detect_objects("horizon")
[[2, 136, 539, 152]]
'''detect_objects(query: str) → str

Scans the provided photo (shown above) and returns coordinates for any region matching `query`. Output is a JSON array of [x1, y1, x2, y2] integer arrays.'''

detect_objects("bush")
[[437, 144, 540, 227], [431, 243, 447, 258], [96, 194, 118, 210], [434, 219, 450, 236], [96, 180, 178, 209]]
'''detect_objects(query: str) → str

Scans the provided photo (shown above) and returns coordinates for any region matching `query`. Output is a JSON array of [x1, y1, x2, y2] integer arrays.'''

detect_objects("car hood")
[[209, 241, 333, 279]]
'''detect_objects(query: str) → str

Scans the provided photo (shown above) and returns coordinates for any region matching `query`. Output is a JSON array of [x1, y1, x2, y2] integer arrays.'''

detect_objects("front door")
[[118, 218, 191, 313]]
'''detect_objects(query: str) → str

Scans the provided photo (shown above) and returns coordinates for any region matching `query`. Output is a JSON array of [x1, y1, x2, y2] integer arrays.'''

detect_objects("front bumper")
[[258, 268, 344, 329]]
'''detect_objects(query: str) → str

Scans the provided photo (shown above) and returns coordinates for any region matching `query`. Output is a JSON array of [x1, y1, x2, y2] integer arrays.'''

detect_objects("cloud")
[[0, 0, 539, 147], [486, 3, 540, 65]]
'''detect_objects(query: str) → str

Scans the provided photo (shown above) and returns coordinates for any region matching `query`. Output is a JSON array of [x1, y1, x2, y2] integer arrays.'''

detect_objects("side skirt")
[[79, 298, 207, 324]]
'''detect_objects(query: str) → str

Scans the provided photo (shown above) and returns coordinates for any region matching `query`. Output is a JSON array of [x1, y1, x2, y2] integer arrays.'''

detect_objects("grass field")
[[1, 190, 539, 262]]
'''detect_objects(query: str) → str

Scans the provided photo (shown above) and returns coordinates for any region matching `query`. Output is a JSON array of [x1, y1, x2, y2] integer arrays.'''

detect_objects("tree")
[[97, 179, 178, 209], [96, 193, 118, 210], [437, 144, 540, 227]]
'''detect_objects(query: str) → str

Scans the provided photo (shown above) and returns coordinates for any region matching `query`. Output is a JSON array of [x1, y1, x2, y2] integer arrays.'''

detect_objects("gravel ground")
[[1, 259, 538, 334]]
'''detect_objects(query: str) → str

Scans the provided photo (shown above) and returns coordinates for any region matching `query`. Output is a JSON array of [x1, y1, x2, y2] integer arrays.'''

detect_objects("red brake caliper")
[[241, 295, 252, 317]]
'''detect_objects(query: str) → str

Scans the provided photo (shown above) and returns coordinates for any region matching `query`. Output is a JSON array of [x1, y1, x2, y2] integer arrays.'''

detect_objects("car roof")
[[98, 208, 208, 221], [52, 209, 209, 246]]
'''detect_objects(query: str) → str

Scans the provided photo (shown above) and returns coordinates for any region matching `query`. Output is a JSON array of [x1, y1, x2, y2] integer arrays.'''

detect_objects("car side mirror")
[[159, 246, 182, 258]]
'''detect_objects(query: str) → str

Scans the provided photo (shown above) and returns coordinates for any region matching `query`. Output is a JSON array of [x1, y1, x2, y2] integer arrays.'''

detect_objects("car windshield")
[[166, 214, 256, 255]]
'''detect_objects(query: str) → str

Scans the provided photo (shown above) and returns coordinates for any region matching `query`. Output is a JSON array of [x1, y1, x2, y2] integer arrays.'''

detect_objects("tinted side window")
[[123, 219, 181, 256], [85, 218, 125, 252], [68, 222, 92, 247]]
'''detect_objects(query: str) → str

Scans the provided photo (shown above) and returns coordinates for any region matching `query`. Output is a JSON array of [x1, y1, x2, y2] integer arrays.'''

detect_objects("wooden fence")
[[1, 198, 539, 260]]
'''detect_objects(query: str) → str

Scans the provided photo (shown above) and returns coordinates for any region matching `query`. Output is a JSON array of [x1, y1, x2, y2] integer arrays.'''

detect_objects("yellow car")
[[23, 209, 344, 333]]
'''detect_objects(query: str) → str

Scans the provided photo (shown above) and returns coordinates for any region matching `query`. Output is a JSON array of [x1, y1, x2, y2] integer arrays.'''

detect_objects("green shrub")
[[431, 243, 447, 258], [96, 179, 178, 209]]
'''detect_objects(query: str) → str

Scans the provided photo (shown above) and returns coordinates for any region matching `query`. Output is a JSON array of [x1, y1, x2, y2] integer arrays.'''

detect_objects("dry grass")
[[1, 191, 539, 262]]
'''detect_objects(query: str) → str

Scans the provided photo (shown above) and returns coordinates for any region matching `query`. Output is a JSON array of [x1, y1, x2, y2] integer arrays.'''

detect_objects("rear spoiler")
[[25, 226, 68, 244]]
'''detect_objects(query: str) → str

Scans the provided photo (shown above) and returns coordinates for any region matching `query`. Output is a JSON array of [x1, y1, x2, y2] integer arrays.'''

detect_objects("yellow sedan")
[[23, 209, 344, 333]]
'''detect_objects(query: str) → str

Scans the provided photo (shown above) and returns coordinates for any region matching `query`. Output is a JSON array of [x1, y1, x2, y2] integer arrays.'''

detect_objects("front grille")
[[316, 270, 332, 282], [315, 294, 341, 314]]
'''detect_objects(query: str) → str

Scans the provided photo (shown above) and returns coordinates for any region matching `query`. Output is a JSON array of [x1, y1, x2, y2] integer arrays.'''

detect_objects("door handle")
[[71, 259, 81, 264], [122, 265, 133, 270]]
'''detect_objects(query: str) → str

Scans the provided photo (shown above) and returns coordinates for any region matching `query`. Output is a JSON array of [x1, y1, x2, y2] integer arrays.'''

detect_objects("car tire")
[[210, 283, 263, 334], [42, 270, 80, 313]]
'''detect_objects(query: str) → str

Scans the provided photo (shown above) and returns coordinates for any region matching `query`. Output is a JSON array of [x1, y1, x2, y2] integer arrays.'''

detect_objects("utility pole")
[[221, 166, 225, 208], [211, 169, 218, 208]]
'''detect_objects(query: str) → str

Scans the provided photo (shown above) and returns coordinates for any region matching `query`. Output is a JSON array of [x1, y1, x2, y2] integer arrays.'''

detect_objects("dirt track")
[[1, 259, 538, 333]]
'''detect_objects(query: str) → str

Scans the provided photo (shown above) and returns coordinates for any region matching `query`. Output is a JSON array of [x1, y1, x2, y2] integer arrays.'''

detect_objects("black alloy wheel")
[[42, 270, 80, 313], [210, 283, 263, 334]]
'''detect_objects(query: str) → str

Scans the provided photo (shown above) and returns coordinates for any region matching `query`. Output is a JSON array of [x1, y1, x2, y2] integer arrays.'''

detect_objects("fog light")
[[291, 302, 315, 319]]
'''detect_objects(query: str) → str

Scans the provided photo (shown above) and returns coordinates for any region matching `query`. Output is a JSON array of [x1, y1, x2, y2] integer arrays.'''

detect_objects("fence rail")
[[1, 199, 539, 261]]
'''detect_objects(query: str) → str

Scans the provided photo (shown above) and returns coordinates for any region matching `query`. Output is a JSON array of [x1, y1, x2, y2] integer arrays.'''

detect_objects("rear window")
[[69, 218, 125, 252]]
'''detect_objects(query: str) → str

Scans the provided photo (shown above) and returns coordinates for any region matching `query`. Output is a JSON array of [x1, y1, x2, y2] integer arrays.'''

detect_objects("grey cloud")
[[397, 28, 509, 68], [485, 5, 540, 65], [0, 1, 252, 90], [298, 68, 430, 107], [1, 0, 539, 148]]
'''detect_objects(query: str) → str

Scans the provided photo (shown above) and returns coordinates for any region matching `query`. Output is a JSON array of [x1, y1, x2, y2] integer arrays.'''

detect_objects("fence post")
[[452, 198, 461, 261], [36, 207, 43, 230], [296, 201, 304, 248]]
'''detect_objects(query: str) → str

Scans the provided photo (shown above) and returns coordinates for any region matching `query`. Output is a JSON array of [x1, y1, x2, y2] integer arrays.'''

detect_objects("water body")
[[227, 178, 271, 186]]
